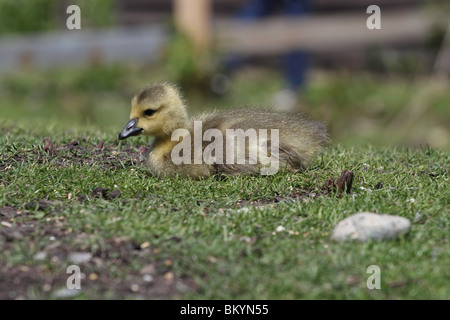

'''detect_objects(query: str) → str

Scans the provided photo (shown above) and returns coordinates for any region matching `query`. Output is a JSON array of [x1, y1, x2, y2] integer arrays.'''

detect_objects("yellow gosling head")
[[119, 82, 188, 140]]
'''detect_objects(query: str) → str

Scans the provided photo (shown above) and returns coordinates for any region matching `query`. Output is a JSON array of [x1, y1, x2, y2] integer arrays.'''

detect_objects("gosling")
[[119, 82, 328, 178]]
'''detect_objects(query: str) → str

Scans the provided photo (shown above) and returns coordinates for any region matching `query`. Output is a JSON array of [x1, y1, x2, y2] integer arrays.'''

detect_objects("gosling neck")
[[151, 116, 190, 154]]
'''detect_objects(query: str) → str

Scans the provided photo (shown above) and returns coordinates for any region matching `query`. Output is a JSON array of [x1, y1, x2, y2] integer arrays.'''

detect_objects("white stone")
[[53, 288, 81, 299], [142, 274, 154, 283], [68, 252, 92, 264], [34, 251, 47, 261], [331, 212, 411, 242]]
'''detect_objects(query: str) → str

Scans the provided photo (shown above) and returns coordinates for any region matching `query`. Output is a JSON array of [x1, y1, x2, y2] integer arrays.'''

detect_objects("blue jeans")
[[228, 0, 311, 90]]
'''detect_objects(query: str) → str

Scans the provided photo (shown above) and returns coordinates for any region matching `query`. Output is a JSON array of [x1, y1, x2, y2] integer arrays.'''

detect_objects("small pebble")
[[34, 252, 47, 261], [142, 274, 154, 283], [42, 283, 52, 292], [53, 288, 81, 299], [89, 273, 98, 281], [68, 252, 92, 264], [140, 241, 151, 249], [331, 212, 411, 242], [413, 211, 424, 223], [130, 284, 140, 292], [164, 272, 174, 282]]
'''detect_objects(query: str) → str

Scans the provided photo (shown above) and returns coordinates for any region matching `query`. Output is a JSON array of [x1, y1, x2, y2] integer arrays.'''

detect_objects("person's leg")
[[223, 0, 274, 74], [282, 0, 311, 90], [282, 0, 310, 16], [237, 0, 274, 20], [284, 51, 309, 90]]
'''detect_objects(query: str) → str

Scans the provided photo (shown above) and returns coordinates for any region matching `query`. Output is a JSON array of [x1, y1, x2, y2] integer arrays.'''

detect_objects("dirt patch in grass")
[[1, 138, 149, 172], [1, 137, 356, 299], [236, 169, 355, 208], [0, 135, 194, 300], [0, 205, 196, 300]]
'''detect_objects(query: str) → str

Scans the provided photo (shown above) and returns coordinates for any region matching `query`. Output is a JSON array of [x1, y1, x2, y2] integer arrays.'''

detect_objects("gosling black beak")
[[118, 118, 144, 140]]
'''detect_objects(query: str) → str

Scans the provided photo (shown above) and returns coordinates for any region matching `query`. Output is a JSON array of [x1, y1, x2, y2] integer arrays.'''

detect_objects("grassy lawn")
[[0, 66, 449, 299], [0, 126, 448, 299]]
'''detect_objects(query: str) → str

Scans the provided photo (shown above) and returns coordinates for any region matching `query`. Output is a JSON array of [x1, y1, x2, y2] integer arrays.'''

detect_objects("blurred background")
[[0, 0, 449, 150]]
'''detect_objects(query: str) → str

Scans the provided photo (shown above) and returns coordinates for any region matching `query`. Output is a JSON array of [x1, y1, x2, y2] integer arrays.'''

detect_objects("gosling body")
[[119, 82, 328, 178]]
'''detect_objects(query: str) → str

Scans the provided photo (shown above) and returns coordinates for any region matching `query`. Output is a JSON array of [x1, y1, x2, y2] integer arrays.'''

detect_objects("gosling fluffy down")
[[119, 82, 328, 178]]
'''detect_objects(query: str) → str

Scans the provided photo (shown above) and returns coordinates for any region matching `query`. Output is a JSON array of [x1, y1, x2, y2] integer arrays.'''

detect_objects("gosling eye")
[[144, 109, 155, 117]]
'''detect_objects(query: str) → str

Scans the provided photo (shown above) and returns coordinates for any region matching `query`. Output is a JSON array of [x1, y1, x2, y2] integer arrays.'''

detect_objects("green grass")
[[0, 65, 448, 299], [0, 126, 448, 299]]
